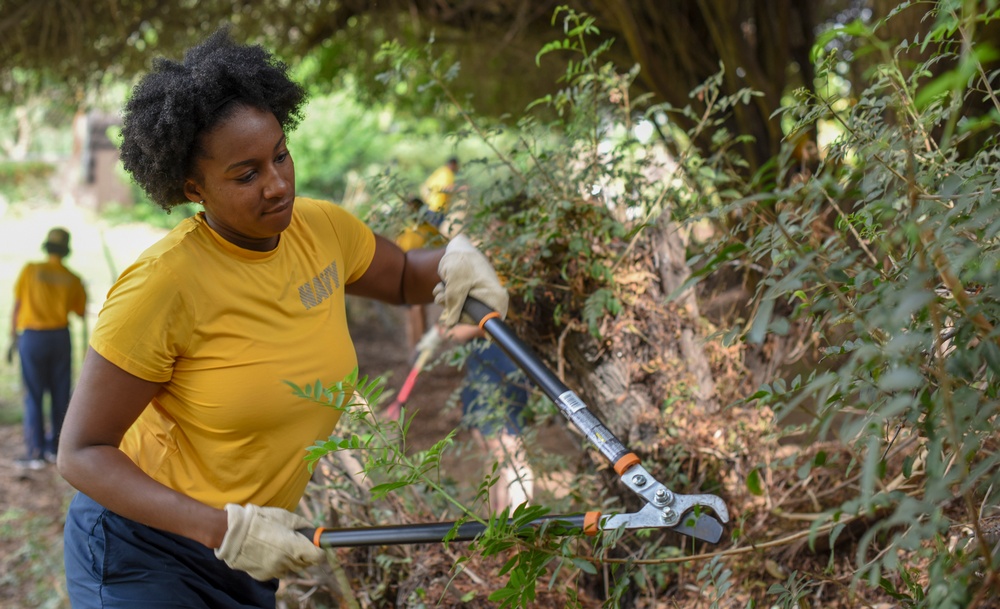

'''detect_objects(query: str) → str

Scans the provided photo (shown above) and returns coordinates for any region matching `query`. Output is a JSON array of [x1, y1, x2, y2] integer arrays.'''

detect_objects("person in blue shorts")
[[446, 323, 535, 512]]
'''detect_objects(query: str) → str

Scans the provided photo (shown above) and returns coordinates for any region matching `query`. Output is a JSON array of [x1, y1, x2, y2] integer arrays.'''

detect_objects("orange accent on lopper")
[[312, 527, 326, 547], [613, 453, 641, 476], [477, 311, 501, 330], [583, 511, 601, 536]]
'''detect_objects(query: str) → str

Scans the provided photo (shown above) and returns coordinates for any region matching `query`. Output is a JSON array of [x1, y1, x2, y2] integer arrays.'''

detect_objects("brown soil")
[[0, 424, 76, 608]]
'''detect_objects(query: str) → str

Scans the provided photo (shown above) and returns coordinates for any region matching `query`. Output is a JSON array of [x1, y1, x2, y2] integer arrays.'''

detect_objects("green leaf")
[[797, 460, 813, 480], [902, 455, 914, 478], [572, 558, 598, 575], [877, 367, 923, 392], [535, 40, 571, 65], [369, 480, 409, 497], [747, 297, 775, 345], [814, 451, 827, 467], [746, 468, 765, 496], [488, 587, 517, 601], [691, 243, 747, 279], [811, 20, 871, 62]]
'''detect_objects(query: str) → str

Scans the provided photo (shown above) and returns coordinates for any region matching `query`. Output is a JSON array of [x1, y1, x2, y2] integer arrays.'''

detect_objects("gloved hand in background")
[[6, 334, 16, 365], [215, 503, 325, 581], [414, 326, 443, 356], [434, 234, 508, 327]]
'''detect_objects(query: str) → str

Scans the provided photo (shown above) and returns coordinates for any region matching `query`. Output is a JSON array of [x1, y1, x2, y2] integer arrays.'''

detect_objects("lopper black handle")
[[297, 514, 593, 548], [461, 297, 497, 330], [463, 298, 574, 400], [462, 297, 637, 473]]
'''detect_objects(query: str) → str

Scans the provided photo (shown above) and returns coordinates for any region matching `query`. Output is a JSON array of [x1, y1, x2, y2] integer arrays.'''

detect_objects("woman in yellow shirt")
[[58, 29, 507, 609]]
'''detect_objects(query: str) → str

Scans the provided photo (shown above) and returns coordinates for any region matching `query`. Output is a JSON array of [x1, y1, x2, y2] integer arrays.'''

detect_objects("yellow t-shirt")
[[91, 197, 375, 511], [14, 258, 87, 331], [421, 165, 456, 213]]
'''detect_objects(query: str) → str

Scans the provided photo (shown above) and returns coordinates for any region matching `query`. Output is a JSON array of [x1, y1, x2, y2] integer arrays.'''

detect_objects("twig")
[[604, 513, 862, 566], [918, 187, 1000, 201], [955, 10, 1000, 116], [443, 547, 486, 585], [556, 320, 585, 380], [823, 192, 880, 267]]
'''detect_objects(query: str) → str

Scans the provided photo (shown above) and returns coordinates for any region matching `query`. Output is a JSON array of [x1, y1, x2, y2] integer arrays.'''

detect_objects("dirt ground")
[[0, 300, 581, 609], [0, 424, 76, 608]]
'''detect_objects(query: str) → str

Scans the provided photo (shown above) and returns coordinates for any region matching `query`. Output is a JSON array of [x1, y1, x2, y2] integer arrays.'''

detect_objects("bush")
[[0, 161, 55, 201], [694, 4, 1000, 607]]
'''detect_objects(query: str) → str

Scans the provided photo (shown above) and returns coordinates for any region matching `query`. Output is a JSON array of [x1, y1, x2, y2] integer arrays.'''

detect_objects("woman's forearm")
[[402, 248, 445, 305], [58, 348, 229, 549], [347, 235, 444, 305], [59, 445, 228, 548]]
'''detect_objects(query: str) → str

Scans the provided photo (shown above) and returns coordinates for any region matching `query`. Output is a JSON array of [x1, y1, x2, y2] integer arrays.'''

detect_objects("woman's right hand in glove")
[[214, 503, 324, 581]]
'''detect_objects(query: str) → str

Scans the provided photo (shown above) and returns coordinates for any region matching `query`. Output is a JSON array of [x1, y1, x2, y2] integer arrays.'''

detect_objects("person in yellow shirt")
[[57, 29, 508, 609], [394, 197, 444, 252], [420, 157, 462, 232], [10, 227, 87, 470]]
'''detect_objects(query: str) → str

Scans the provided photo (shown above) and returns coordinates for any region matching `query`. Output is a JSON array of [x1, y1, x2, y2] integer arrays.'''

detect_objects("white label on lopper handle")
[[557, 390, 587, 413]]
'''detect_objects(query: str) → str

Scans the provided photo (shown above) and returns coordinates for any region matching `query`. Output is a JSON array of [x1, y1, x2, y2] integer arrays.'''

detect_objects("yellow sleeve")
[[90, 257, 194, 383], [299, 198, 376, 284]]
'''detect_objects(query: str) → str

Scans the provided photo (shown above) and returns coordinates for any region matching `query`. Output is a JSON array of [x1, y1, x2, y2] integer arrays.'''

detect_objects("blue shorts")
[[460, 340, 528, 436], [64, 493, 278, 608], [422, 209, 446, 228]]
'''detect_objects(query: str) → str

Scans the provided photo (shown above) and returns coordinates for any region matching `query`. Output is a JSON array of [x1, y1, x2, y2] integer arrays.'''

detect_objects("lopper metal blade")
[[601, 504, 726, 544]]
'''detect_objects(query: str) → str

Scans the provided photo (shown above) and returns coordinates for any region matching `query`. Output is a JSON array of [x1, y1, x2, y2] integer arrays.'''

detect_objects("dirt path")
[[0, 424, 75, 608]]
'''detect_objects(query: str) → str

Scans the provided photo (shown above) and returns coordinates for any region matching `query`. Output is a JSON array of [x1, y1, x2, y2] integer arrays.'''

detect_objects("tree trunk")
[[581, 0, 820, 172], [656, 218, 720, 414], [533, 218, 720, 454]]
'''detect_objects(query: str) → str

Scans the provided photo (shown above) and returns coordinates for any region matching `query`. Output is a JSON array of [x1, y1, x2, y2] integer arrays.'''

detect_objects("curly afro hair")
[[120, 28, 307, 211]]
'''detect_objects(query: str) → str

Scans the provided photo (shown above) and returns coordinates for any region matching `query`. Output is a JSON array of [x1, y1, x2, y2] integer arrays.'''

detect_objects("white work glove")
[[414, 327, 444, 355], [5, 335, 16, 365], [214, 503, 324, 581], [434, 234, 508, 327]]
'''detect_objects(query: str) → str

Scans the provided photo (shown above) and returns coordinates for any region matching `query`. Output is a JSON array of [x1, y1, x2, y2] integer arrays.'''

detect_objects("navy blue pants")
[[460, 340, 528, 436], [18, 328, 71, 459], [64, 493, 278, 608]]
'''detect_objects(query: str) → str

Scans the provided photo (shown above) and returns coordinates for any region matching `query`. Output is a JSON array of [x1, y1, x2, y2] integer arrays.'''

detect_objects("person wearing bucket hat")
[[10, 227, 87, 471], [55, 28, 508, 609], [44, 228, 72, 256]]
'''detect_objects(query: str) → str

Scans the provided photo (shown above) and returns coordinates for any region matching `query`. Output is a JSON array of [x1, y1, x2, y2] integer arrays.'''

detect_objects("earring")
[[199, 200, 204, 204]]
